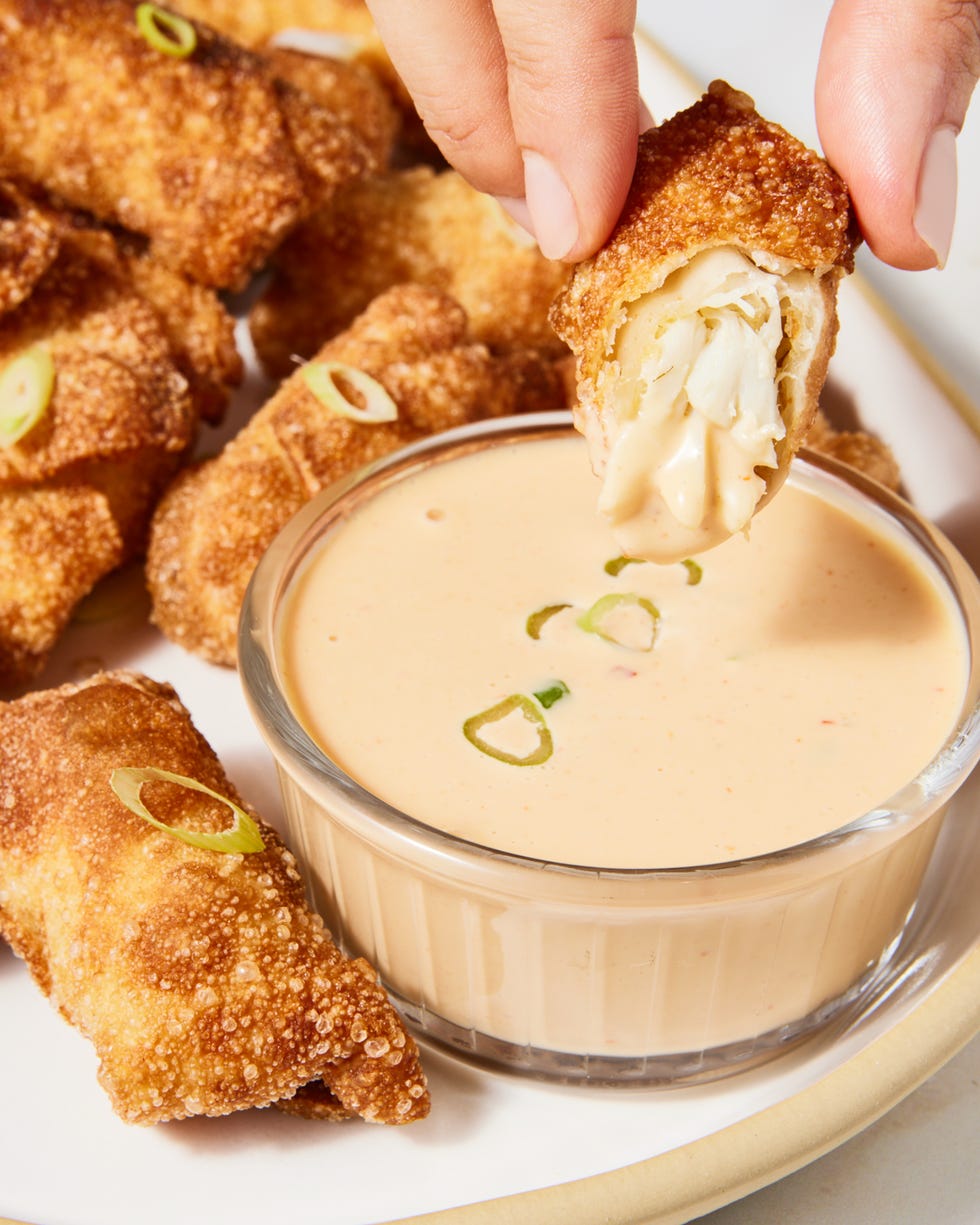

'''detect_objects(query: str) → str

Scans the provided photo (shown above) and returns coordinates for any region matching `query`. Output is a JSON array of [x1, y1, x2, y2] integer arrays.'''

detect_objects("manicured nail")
[[914, 125, 957, 269], [522, 150, 579, 260], [495, 195, 534, 235]]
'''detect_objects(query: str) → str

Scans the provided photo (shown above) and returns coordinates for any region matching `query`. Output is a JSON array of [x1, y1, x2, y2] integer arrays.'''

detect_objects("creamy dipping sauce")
[[280, 434, 966, 870]]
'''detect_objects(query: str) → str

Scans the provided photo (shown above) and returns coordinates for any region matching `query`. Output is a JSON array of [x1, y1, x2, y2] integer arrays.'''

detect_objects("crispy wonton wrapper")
[[551, 80, 859, 562], [805, 409, 902, 492], [148, 283, 566, 666], [0, 0, 373, 289], [0, 214, 215, 688], [0, 669, 429, 1126], [250, 167, 569, 377]]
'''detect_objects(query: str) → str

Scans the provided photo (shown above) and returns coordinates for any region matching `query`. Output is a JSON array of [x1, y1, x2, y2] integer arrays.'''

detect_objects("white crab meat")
[[586, 246, 826, 562]]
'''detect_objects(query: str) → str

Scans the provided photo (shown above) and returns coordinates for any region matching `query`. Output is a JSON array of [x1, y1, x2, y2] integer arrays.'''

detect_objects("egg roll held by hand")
[[148, 283, 567, 666], [0, 670, 429, 1126], [550, 81, 858, 563], [0, 0, 372, 289]]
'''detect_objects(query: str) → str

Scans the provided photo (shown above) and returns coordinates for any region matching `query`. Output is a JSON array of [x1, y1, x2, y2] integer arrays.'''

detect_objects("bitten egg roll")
[[249, 166, 570, 378], [0, 0, 372, 289], [148, 283, 566, 667], [0, 670, 429, 1125], [550, 80, 858, 562]]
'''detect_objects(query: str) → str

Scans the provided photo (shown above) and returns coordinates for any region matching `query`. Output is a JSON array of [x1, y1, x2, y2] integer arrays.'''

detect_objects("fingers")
[[491, 0, 640, 259], [366, 0, 641, 261], [366, 0, 524, 196], [816, 0, 980, 269]]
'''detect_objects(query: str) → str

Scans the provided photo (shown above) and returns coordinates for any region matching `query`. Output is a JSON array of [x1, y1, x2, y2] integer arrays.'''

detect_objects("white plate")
[[2, 35, 979, 1225]]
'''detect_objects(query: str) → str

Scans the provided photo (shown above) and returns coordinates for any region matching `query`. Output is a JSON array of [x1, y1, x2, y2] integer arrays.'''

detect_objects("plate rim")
[[379, 948, 980, 1225]]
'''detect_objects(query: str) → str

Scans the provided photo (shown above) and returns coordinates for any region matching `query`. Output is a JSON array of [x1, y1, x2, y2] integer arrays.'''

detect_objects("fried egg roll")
[[0, 0, 372, 289], [0, 180, 60, 316], [550, 80, 858, 562], [0, 670, 429, 1125], [148, 283, 566, 666], [249, 167, 569, 378], [0, 218, 204, 688]]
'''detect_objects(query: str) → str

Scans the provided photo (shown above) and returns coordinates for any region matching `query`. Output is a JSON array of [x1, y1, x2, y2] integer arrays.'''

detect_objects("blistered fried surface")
[[120, 243, 243, 424], [0, 0, 372, 288], [250, 167, 569, 377], [170, 0, 433, 156], [0, 188, 241, 423], [0, 486, 123, 688], [0, 670, 430, 1126], [0, 180, 60, 316], [261, 46, 398, 171], [0, 221, 201, 687], [149, 283, 564, 665], [550, 80, 857, 354], [806, 409, 902, 491]]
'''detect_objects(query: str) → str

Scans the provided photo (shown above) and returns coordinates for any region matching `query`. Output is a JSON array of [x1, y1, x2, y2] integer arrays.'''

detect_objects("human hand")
[[366, 0, 979, 272], [364, 0, 643, 262], [816, 0, 980, 269]]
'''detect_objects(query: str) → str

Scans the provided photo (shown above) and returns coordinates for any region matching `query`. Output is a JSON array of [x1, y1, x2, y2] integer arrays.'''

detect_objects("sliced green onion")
[[301, 361, 398, 423], [682, 558, 703, 586], [110, 767, 266, 853], [604, 555, 646, 577], [462, 694, 553, 766], [135, 3, 197, 58], [0, 344, 54, 447], [525, 602, 571, 639], [533, 680, 569, 710], [578, 593, 660, 652]]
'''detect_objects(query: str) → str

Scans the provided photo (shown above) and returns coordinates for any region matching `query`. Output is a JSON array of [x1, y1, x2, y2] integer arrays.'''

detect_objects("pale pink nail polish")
[[522, 150, 579, 261], [495, 195, 535, 236], [914, 125, 957, 269]]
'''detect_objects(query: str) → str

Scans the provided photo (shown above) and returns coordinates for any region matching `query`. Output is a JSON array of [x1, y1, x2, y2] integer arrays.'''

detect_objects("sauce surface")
[[281, 434, 966, 868]]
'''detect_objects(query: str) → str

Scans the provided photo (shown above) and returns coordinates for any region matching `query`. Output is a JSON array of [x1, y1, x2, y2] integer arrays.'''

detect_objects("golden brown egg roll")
[[148, 283, 566, 666], [249, 166, 570, 378], [0, 180, 60, 316], [805, 410, 902, 492], [0, 186, 243, 424], [550, 80, 858, 562], [259, 44, 399, 170], [0, 669, 429, 1125], [0, 0, 372, 289], [168, 0, 416, 125], [0, 219, 203, 688]]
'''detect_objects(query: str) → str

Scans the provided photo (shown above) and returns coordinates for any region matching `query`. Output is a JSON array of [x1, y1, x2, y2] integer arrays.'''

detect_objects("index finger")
[[492, 0, 640, 260]]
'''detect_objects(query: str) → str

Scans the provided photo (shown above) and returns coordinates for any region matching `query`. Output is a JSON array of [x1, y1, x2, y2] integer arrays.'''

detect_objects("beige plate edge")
[[379, 948, 980, 1225]]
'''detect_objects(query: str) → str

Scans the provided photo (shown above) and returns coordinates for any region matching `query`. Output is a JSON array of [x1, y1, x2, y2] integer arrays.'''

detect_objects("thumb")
[[816, 0, 980, 269]]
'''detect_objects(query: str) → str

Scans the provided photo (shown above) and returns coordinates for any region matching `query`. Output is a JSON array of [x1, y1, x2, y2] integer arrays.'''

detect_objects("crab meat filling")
[[595, 246, 811, 561]]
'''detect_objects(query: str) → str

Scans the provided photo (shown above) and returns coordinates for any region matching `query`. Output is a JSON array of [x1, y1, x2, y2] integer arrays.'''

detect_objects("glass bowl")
[[239, 413, 980, 1084]]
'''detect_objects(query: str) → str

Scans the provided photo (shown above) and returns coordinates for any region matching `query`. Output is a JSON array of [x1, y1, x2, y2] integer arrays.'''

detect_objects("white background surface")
[[638, 3, 980, 1221]]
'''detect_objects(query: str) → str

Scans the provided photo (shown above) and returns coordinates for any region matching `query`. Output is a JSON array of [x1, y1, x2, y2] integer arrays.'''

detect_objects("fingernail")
[[914, 125, 957, 269], [495, 195, 534, 235], [522, 150, 579, 260]]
